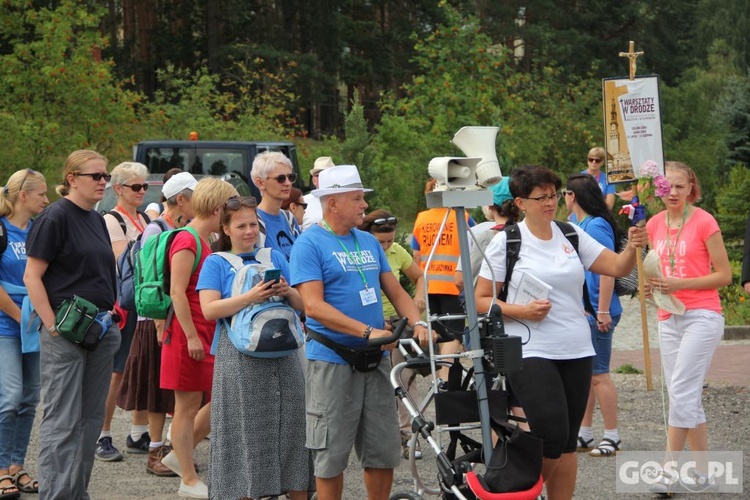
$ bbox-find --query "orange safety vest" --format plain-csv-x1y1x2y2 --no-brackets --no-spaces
412,208,468,296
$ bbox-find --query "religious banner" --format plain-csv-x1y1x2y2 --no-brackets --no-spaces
602,75,665,184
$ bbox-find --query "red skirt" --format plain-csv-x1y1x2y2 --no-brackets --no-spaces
160,318,215,392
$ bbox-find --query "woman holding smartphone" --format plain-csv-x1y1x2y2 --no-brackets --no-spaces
198,196,308,500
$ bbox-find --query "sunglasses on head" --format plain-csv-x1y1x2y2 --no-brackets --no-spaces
588,157,603,163
121,183,149,192
75,172,111,182
4,168,36,196
267,173,298,184
561,189,574,196
373,216,397,226
224,196,258,210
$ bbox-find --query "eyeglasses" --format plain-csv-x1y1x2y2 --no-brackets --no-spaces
373,216,397,226
561,189,574,196
121,183,149,192
224,196,258,210
267,173,298,184
75,172,111,182
588,157,603,163
525,192,563,203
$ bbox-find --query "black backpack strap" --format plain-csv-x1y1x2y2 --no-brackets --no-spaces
138,210,151,225
498,224,522,301
554,221,597,318
106,210,127,236
152,218,168,232
0,219,6,255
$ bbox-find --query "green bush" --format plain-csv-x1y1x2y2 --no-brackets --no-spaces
720,261,750,326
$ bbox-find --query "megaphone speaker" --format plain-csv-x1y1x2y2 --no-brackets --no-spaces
452,126,502,187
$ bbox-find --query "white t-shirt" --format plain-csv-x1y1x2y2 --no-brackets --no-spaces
478,220,604,360
300,192,323,232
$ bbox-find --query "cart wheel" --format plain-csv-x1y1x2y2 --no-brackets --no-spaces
389,493,421,500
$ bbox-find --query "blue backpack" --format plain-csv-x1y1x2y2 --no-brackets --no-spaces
212,249,304,358
116,218,168,311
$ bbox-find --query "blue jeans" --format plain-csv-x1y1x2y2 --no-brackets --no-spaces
587,314,621,375
0,336,41,469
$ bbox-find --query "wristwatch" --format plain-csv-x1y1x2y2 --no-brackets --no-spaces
363,325,373,340
413,320,429,329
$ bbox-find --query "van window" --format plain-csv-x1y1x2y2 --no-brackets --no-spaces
144,147,247,181
144,148,192,173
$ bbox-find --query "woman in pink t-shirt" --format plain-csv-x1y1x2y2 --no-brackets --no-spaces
645,161,731,492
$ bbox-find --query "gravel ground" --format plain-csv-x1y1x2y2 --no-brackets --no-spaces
18,297,749,499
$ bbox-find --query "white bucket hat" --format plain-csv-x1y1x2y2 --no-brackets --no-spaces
311,165,373,198
310,156,335,176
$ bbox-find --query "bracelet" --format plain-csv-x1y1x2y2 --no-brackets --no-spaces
46,324,58,334
413,320,428,329
363,325,373,340
597,311,611,315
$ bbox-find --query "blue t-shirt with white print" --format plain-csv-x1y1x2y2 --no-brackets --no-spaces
196,249,291,299
0,217,32,337
257,208,299,261
290,224,391,364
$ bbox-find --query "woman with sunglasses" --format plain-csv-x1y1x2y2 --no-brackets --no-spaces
159,177,238,498
0,168,48,497
358,209,425,458
198,196,308,500
582,147,615,210
24,150,122,498
97,161,152,463
564,174,624,458
474,165,646,499
251,151,301,260
281,187,307,227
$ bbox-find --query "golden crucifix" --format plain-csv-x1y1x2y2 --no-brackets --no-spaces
619,41,644,80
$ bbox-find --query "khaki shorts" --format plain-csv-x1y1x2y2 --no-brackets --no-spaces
305,359,401,478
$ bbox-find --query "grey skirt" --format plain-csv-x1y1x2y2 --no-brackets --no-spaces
209,330,309,499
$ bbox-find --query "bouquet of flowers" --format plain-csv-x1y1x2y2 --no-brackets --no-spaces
638,160,670,200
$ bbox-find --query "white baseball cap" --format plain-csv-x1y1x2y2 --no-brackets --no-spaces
162,172,198,199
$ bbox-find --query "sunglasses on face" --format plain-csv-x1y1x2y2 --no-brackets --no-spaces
267,173,298,184
75,172,111,182
121,183,149,192
373,216,397,226
588,157,603,163
293,201,308,209
224,196,258,210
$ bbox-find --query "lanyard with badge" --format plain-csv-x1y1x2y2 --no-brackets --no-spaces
321,220,378,307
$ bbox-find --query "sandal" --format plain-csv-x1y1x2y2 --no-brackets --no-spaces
576,436,594,452
11,469,39,494
0,475,20,500
588,438,621,457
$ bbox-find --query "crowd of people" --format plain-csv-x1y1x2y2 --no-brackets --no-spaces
0,146,739,500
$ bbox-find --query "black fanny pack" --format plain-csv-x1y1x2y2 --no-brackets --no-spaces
308,329,383,372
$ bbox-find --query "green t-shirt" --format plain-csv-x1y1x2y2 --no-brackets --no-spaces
382,242,413,320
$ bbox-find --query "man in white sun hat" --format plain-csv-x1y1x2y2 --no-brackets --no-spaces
290,165,430,500
300,156,335,231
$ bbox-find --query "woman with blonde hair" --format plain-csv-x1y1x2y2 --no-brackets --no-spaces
0,168,48,497
96,161,151,463
159,177,238,498
24,150,122,499
646,161,732,493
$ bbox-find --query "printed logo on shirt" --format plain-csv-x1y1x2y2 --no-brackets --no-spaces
10,241,26,260
332,250,380,273
562,242,577,257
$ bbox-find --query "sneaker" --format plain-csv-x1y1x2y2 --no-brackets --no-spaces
95,436,124,462
648,470,679,495
161,450,200,477
401,436,423,460
178,479,208,498
147,445,178,477
126,432,151,454
680,468,719,493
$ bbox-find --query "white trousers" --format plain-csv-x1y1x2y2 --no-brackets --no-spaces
659,309,723,428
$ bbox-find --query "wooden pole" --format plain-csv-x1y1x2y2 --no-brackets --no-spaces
636,241,653,391
618,40,653,390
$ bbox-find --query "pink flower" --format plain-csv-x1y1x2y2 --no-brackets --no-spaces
653,174,671,197
639,160,660,178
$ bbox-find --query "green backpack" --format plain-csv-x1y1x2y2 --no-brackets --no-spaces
134,226,202,319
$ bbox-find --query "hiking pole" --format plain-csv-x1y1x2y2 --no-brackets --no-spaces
636,221,654,391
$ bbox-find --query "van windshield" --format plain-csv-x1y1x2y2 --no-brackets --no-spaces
143,147,247,180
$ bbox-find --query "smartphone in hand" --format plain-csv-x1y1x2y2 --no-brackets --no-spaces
263,268,282,284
